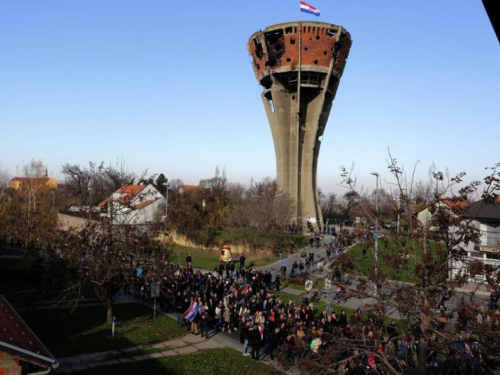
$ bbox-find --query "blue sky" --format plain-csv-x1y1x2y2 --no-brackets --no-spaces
1,1,499,195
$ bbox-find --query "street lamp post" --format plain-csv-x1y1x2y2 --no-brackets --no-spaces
51,190,55,221
51,190,56,245
88,187,93,222
163,181,170,262
397,189,406,234
370,172,379,296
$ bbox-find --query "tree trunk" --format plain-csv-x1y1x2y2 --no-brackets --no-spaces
416,340,428,375
106,296,113,324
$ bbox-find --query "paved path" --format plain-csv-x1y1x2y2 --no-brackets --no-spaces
51,294,295,374
259,235,334,274
53,332,224,374
210,238,490,317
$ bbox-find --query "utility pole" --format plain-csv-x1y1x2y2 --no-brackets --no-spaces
370,172,379,296
163,181,170,262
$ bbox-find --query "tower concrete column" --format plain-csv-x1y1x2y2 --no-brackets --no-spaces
248,22,352,229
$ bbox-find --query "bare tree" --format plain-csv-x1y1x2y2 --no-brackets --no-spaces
340,190,359,223
289,159,500,374
1,159,56,250
62,160,135,207
55,218,169,323
61,163,93,205
0,161,10,207
319,191,339,219
226,178,295,253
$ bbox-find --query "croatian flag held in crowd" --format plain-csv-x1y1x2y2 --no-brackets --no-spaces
300,1,320,17
241,285,250,295
182,300,199,322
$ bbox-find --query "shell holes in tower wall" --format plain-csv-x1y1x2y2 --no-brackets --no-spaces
269,99,275,113
291,38,296,45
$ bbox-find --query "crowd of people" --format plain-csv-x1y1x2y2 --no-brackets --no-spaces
123,239,500,374
127,256,438,374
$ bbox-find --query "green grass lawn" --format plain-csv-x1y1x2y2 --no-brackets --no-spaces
348,241,416,282
347,238,440,282
19,303,186,358
74,348,281,375
284,279,325,291
168,244,223,271
0,258,43,305
347,238,445,282
216,229,309,250
272,289,345,317
248,253,280,268
0,279,40,305
168,243,280,271
0,256,97,306
0,247,25,256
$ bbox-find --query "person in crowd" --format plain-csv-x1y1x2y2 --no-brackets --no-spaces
339,310,348,327
200,302,210,338
268,327,280,360
298,261,305,274
280,262,287,280
490,291,499,310
250,322,264,360
215,301,225,332
191,304,200,335
242,320,251,356
175,292,185,327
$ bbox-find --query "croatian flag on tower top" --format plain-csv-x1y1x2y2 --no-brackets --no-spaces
182,300,199,322
300,1,320,17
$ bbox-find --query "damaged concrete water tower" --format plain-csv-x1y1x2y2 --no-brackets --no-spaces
247,22,352,228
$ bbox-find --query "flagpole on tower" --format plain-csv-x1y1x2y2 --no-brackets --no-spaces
297,2,302,228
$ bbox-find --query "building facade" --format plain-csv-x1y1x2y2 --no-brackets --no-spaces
98,184,165,225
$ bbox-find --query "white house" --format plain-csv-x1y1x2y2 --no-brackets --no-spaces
415,199,468,230
462,198,500,262
98,184,165,225
450,198,500,279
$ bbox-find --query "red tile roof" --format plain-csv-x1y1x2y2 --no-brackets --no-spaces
133,200,153,210
98,185,147,207
117,185,146,196
180,185,210,194
97,197,112,207
442,198,469,211
414,198,469,215
11,177,49,182
0,295,57,368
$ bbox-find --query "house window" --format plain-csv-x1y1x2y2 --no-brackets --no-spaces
485,229,500,247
